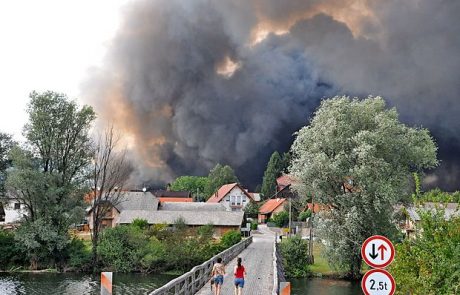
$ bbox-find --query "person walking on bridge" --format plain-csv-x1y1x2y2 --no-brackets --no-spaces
211,257,225,295
233,257,246,295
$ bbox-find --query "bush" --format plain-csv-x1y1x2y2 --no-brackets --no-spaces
132,218,149,230
390,213,460,294
298,210,311,222
250,222,258,230
97,225,147,272
271,211,289,227
66,238,91,271
139,236,166,272
220,230,241,248
0,229,26,269
280,235,310,278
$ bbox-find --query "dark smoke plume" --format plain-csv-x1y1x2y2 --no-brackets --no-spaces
84,0,460,190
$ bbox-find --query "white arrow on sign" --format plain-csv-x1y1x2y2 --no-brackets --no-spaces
361,235,395,268
361,269,396,295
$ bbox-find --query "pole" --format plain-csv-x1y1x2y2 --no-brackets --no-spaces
289,196,292,237
309,194,314,263
101,272,112,295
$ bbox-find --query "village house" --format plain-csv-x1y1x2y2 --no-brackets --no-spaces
121,202,244,237
86,190,245,237
207,183,255,211
0,198,28,226
258,198,287,223
275,175,299,199
87,191,159,230
400,202,459,239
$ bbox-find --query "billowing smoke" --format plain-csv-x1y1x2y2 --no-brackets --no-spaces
83,0,460,190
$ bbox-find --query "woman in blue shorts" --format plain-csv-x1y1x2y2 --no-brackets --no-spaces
233,257,246,295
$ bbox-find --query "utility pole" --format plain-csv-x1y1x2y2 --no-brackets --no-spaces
308,194,314,263
288,195,292,237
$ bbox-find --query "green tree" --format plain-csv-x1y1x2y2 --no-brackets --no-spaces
170,175,209,197
0,133,15,197
261,151,283,199
390,212,460,294
290,96,438,279
205,164,238,198
243,201,260,218
271,211,289,227
6,91,96,270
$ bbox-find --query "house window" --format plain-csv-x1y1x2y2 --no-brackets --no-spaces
14,203,20,210
236,196,241,206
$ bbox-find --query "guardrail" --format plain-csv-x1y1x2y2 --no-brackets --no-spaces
149,236,253,295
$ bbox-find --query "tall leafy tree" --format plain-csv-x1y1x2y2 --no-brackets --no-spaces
6,91,96,270
261,151,287,199
170,176,209,197
204,164,238,198
290,96,437,279
0,133,15,197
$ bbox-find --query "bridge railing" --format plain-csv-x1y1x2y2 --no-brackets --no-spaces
149,236,253,295
273,238,291,295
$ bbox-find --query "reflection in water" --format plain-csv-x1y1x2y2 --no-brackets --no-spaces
0,272,176,295
291,277,362,295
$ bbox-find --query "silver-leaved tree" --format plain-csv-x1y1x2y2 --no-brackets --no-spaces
289,96,438,279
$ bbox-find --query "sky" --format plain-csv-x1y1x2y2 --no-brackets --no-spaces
0,0,128,140
1,0,459,190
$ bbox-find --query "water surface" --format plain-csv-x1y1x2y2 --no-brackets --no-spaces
291,277,361,295
0,272,176,295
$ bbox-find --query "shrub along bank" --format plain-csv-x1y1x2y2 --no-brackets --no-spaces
0,220,242,274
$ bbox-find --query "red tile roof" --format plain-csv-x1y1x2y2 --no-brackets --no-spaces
306,203,325,213
159,197,193,203
207,183,253,203
276,174,297,187
259,198,286,214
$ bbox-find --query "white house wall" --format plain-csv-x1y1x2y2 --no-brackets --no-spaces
221,186,250,211
0,201,27,224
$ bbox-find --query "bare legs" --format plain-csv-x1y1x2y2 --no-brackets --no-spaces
234,286,242,295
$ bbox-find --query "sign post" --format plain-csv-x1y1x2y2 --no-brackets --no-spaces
361,269,396,295
361,235,396,295
101,272,113,295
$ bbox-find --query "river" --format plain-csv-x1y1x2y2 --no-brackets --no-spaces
291,277,362,295
0,272,176,295
0,273,362,294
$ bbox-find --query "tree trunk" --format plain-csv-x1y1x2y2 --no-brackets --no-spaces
91,222,100,272
348,252,363,280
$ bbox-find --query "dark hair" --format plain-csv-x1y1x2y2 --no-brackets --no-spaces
217,257,222,263
237,257,242,268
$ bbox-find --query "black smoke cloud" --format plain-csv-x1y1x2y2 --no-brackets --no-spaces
84,0,460,190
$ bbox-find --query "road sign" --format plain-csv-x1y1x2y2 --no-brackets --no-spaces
361,269,396,295
361,235,395,268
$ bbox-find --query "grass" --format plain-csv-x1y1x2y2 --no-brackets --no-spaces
309,241,370,277
310,242,336,275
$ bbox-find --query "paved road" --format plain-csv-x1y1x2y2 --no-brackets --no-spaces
196,225,275,295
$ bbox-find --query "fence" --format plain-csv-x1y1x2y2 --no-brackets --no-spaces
149,236,253,295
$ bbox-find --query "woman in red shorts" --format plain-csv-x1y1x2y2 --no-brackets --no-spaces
233,257,246,295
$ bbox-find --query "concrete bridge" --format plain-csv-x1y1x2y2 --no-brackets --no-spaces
149,225,289,295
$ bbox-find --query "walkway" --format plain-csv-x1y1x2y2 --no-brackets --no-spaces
196,225,275,295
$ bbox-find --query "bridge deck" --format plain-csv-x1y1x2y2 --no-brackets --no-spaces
195,225,275,295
